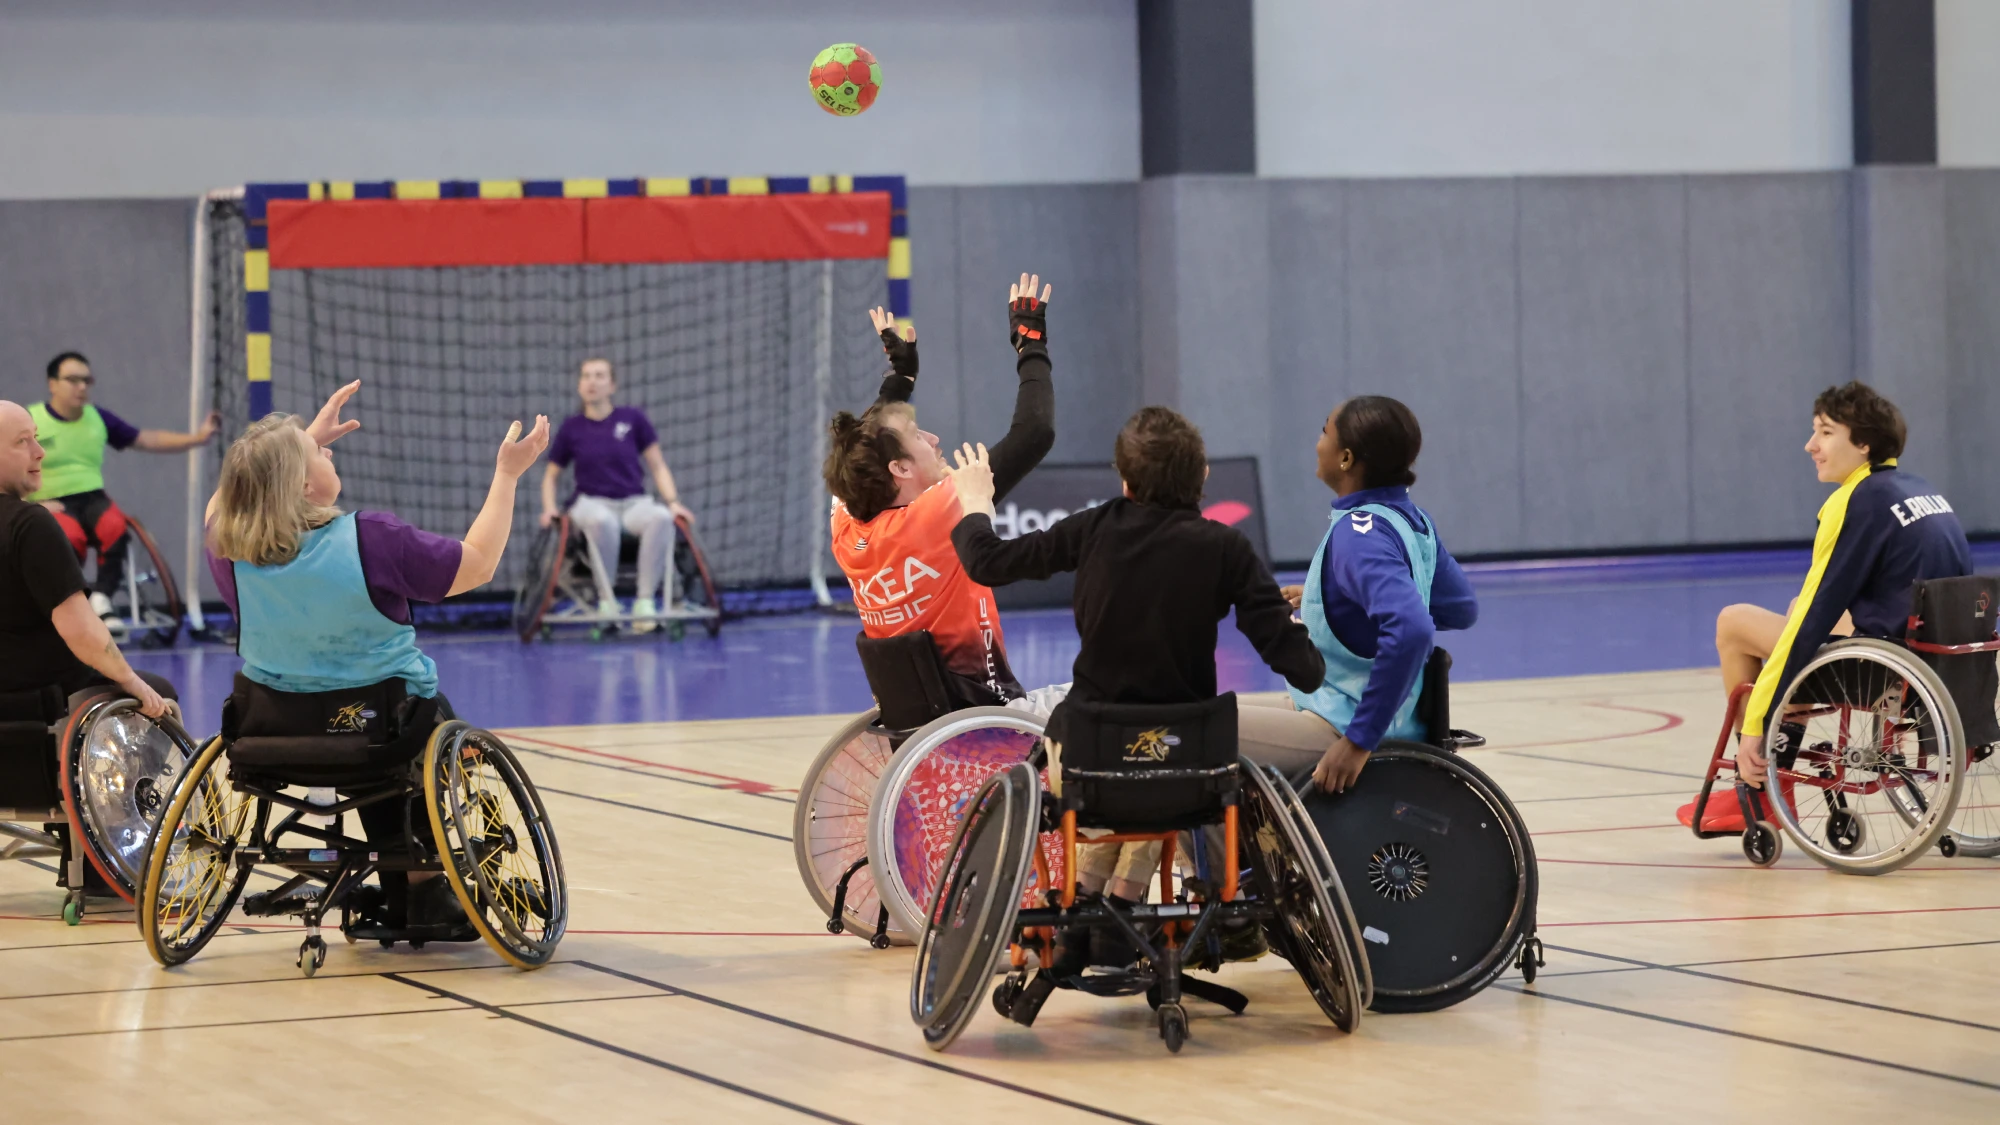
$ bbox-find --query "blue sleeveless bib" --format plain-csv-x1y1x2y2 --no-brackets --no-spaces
1288,503,1437,743
234,513,439,698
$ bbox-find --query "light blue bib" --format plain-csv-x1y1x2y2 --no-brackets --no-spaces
234,513,439,698
1288,503,1437,743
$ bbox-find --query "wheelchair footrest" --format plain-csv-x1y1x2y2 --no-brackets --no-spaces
344,919,483,945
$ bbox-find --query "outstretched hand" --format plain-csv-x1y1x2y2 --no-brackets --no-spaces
1007,273,1051,355
947,442,996,518
307,380,362,446
869,306,918,381
496,415,551,479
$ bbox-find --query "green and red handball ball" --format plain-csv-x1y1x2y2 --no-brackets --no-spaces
809,43,882,116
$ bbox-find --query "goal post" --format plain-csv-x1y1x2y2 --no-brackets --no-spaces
190,174,908,610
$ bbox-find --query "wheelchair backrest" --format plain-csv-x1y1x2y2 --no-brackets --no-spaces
224,673,418,746
1415,647,1453,748
1908,575,2000,748
1057,694,1240,831
0,719,59,810
855,630,997,732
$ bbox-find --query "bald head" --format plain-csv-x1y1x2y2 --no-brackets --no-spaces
0,401,45,499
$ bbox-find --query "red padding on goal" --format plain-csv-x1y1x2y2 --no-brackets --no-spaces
585,193,892,263
268,199,586,269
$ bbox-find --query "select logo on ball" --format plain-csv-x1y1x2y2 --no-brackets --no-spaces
810,43,882,116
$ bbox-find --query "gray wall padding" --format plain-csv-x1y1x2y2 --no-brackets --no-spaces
1947,170,2000,531
0,199,198,592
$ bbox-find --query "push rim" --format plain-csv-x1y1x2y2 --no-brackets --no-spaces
1263,764,1374,1009
1769,638,1964,874
675,514,724,636
425,722,568,968
1243,763,1364,1033
62,697,198,900
125,517,183,646
513,517,569,641
139,735,257,966
792,709,908,942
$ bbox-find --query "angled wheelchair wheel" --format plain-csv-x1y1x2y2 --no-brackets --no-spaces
674,515,723,638
1772,639,1964,875
1945,739,2000,858
1261,764,1373,1010
793,709,910,945
513,517,570,643
61,696,199,900
1291,740,1537,1013
140,734,259,967
425,722,568,968
910,762,1039,1052
119,518,183,648
1242,763,1365,1033
868,707,1053,938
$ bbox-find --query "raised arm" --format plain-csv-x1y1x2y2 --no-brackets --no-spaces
867,306,919,406
986,274,1054,503
944,442,1086,586
450,417,550,595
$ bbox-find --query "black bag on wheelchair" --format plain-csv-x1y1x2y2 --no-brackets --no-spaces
0,684,65,811
855,630,1020,732
1908,575,2000,749
222,673,443,783
1054,694,1239,832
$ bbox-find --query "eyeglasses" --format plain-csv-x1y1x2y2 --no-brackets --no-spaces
56,375,94,386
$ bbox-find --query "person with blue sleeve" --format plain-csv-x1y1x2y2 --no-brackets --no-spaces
1277,396,1478,793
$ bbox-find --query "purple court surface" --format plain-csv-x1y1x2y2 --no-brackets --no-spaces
133,544,2000,735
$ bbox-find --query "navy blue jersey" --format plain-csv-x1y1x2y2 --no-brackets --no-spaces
1743,461,1972,735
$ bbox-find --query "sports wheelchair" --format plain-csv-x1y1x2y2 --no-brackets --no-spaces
0,678,186,924
67,514,182,648
1685,575,2000,872
513,512,720,641
138,674,566,976
911,693,1369,1053
794,630,1030,947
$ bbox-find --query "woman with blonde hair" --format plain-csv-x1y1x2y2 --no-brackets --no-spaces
205,381,548,929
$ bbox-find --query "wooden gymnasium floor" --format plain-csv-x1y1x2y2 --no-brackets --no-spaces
5,668,1997,1123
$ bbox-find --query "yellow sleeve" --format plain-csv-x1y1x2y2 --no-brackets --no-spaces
1741,471,1865,736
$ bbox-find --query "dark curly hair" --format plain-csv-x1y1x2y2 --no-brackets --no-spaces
1334,395,1422,489
1812,381,1905,464
1114,406,1207,509
823,403,914,522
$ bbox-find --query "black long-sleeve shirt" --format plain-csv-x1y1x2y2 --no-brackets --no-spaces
951,499,1324,732
873,350,1053,503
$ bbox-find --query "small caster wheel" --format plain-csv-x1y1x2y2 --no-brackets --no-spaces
1827,810,1866,854
869,931,892,951
588,627,605,642
343,928,359,945
540,625,553,640
1157,1002,1188,1054
62,897,83,927
1940,834,1959,858
824,916,845,935
1517,936,1544,984
410,940,426,950
379,939,396,949
298,936,327,978
992,976,1023,1019
1743,821,1783,867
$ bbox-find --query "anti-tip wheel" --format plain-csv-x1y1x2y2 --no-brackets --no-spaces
1158,1002,1188,1054
1940,835,1959,858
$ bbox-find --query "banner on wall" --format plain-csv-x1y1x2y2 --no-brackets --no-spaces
990,457,1268,609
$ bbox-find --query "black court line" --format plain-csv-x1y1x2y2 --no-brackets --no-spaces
1679,937,2000,970
0,1003,459,1044
512,743,793,805
1493,750,1703,780
1498,982,2000,1094
0,959,531,1003
1544,942,2000,1036
383,972,858,1124
1512,788,1694,804
536,785,791,842
574,960,1162,1125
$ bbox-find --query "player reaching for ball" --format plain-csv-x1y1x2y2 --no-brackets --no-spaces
823,274,1054,705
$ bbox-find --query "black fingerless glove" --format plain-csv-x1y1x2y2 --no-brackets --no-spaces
879,327,918,381
1008,293,1049,357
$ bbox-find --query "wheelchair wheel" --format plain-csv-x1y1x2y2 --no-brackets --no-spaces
119,518,183,648
1770,639,1965,875
792,709,910,945
910,762,1039,1052
139,734,259,967
1945,740,2000,858
674,515,724,638
513,517,569,642
1261,764,1374,1010
1290,740,1537,1013
1242,763,1365,1033
424,722,568,968
60,696,198,900
867,707,1053,938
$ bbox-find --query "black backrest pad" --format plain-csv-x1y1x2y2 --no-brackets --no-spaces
225,672,414,744
855,630,998,730
0,719,60,809
1059,694,1239,831
1909,575,2000,748
1415,646,1453,748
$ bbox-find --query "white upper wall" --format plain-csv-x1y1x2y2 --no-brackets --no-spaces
1940,0,2000,167
1256,0,1852,178
0,0,1140,199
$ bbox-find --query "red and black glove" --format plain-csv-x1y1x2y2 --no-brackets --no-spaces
879,326,918,382
1008,292,1049,357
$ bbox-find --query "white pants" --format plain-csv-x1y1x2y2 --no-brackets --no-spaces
569,494,676,606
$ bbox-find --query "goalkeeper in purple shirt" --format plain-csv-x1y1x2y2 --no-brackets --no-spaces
538,357,695,632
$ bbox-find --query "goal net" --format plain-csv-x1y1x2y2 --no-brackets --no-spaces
195,177,905,614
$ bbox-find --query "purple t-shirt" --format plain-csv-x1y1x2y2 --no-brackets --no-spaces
548,406,658,500
45,403,139,450
209,511,463,626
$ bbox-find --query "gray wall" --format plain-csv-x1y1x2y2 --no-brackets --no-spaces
0,199,199,587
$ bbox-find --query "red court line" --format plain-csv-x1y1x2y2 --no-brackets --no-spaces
1539,856,2000,872
570,929,843,938
1484,703,1685,750
1535,822,1684,836
497,731,796,795
1544,903,2000,928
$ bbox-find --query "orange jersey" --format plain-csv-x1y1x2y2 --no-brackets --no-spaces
831,478,1009,689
